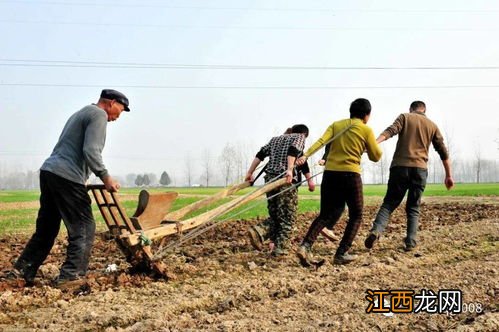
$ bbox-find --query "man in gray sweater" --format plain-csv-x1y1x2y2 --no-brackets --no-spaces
9,89,129,287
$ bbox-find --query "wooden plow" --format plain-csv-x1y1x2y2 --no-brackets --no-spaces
87,178,287,278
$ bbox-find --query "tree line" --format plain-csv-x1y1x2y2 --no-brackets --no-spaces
1,156,497,190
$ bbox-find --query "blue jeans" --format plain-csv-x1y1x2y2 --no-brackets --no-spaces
15,171,95,280
370,166,428,247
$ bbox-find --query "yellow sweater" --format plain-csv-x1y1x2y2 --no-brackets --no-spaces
304,118,382,174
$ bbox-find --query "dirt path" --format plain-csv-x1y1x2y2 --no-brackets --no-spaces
0,201,498,331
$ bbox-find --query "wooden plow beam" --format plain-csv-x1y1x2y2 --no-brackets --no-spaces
87,178,286,278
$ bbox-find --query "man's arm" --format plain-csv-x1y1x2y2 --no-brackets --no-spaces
441,159,454,190
84,112,120,192
432,127,450,161
378,114,405,143
245,157,262,182
285,155,296,184
366,129,383,162
318,142,331,166
102,175,120,192
297,161,315,191
376,134,388,144
303,171,315,191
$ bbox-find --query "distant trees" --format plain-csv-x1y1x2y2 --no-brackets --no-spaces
219,143,237,186
200,149,213,187
134,174,144,186
159,171,172,186
125,173,137,187
184,155,194,187
473,141,482,184
142,174,151,186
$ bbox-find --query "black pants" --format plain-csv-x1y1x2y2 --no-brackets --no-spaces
302,171,363,255
15,170,95,280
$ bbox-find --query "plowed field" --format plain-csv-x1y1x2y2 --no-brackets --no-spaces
1,199,498,331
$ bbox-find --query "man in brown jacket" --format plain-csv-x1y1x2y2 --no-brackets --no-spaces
365,101,454,251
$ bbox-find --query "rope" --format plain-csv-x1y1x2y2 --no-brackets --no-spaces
152,170,323,260
303,121,354,160
152,123,353,260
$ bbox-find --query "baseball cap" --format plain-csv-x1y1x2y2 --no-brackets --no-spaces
100,89,130,112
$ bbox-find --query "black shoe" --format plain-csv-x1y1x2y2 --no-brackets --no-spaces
4,268,35,286
404,238,417,252
333,252,358,265
248,225,264,251
364,232,379,249
404,245,416,252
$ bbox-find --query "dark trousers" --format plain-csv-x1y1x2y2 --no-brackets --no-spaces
302,171,363,255
370,166,428,247
15,170,95,280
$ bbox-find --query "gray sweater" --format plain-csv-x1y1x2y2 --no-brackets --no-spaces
41,104,109,184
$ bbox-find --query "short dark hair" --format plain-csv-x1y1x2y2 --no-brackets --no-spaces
349,98,371,119
410,101,426,112
291,124,309,137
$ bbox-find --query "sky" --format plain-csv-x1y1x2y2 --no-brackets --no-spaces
1,0,498,184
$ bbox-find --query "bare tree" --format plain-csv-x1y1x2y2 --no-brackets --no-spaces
219,143,237,186
443,125,460,181
473,141,482,183
201,149,213,187
184,155,194,187
25,170,36,190
232,143,247,182
378,153,387,184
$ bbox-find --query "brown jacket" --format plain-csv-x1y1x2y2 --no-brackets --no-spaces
382,111,448,169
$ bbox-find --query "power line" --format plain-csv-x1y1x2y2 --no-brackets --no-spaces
2,83,499,89
1,19,498,32
1,1,498,13
1,59,498,70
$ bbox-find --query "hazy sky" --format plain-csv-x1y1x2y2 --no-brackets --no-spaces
1,0,498,181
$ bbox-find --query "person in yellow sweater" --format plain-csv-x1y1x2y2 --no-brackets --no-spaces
296,98,382,265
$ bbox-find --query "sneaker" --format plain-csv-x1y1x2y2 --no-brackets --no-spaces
333,252,358,265
364,232,379,249
3,268,35,286
247,225,264,251
321,228,339,242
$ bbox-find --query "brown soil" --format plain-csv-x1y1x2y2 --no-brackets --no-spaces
0,200,498,331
